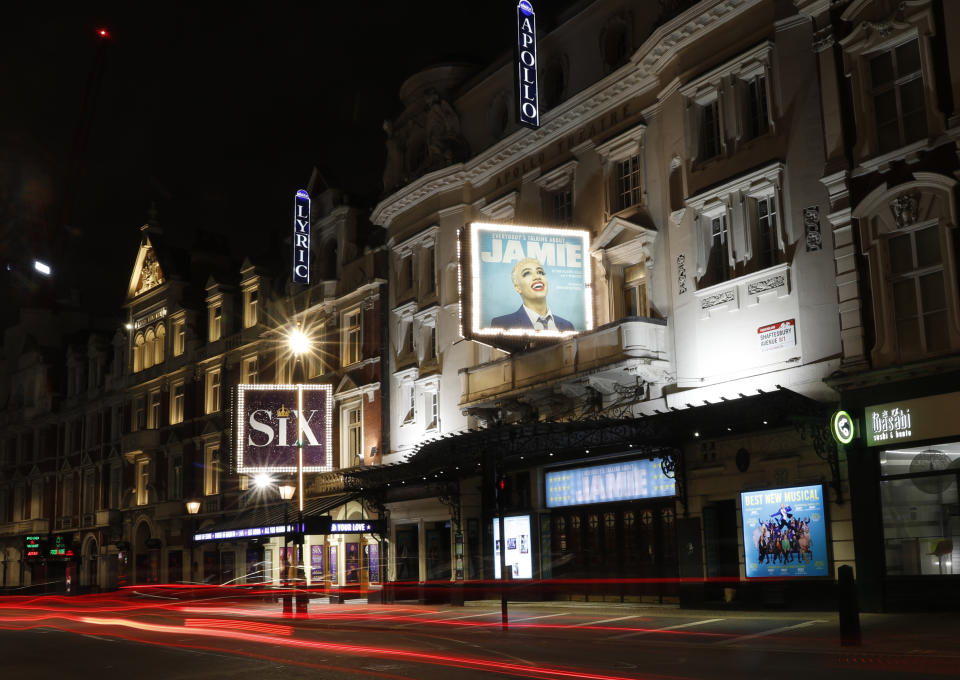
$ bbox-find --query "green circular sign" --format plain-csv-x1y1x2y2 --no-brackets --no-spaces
831,410,855,445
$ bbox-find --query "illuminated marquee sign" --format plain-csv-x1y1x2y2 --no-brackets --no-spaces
292,189,311,284
863,391,960,446
515,0,539,128
194,522,301,543
465,222,592,340
235,384,333,473
740,484,829,578
545,458,675,508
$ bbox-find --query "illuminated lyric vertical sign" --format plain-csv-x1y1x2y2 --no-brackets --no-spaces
515,0,539,128
293,189,311,284
235,384,332,473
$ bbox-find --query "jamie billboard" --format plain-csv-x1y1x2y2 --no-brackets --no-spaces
740,484,829,579
235,384,332,473
545,459,675,508
468,222,591,339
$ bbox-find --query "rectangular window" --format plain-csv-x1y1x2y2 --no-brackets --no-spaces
871,39,927,155
888,225,948,358
62,476,74,517
209,305,222,342
244,289,259,328
425,324,437,361
425,390,439,431
173,318,186,356
83,469,96,514
703,214,730,287
746,76,769,139
754,196,778,270
171,457,183,500
171,381,185,425
204,445,220,496
552,189,574,224
700,99,721,161
623,263,648,318
344,405,362,468
206,369,221,414
615,155,641,212
136,460,149,506
133,396,146,432
148,389,161,429
343,309,361,366
242,356,258,384
424,247,436,295
403,383,415,425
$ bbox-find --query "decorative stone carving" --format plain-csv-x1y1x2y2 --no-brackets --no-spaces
138,249,163,294
803,206,822,251
889,191,920,229
700,289,734,309
424,88,468,172
747,275,785,295
676,254,687,295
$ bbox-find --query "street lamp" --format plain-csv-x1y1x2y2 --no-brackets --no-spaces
185,500,201,589
287,324,308,582
278,484,296,585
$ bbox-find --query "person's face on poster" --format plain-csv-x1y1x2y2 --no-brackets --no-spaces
512,258,548,307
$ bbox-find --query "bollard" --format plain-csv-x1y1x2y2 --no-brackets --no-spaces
296,591,309,615
837,565,861,646
282,593,293,616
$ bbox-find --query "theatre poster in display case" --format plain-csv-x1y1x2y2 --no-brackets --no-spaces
740,484,829,578
492,514,533,579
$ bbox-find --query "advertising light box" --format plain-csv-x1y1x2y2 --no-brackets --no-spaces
467,222,592,340
740,484,829,578
235,384,332,473
545,459,675,508
493,515,533,579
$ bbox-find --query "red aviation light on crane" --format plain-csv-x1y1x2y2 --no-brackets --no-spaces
97,27,110,39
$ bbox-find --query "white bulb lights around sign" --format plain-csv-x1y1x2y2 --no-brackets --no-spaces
468,222,592,339
235,384,332,474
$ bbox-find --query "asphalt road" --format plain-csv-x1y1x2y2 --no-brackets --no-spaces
0,590,957,679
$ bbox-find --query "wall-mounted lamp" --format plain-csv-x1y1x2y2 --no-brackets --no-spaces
278,484,296,501
185,500,201,515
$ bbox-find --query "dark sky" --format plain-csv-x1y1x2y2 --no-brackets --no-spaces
1,1,579,327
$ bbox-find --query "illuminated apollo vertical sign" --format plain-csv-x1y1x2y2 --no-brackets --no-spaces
293,189,310,284
515,0,539,128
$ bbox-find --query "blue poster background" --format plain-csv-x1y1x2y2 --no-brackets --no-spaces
740,484,829,578
473,225,587,331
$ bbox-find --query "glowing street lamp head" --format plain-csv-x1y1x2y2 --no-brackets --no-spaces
278,484,296,501
253,473,273,489
288,327,309,355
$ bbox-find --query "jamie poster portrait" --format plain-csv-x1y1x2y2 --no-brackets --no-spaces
469,222,592,338
740,484,830,578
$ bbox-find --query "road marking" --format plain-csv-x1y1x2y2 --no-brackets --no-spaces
511,613,567,622
440,612,499,621
714,619,826,645
607,617,725,640
586,614,642,627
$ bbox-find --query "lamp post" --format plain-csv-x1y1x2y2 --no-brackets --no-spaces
185,500,201,596
287,322,309,614
278,483,296,614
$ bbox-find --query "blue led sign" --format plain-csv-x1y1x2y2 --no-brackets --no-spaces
545,458,675,508
293,189,311,284
515,1,539,128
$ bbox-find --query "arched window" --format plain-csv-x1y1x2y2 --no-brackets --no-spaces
154,324,165,364
144,329,155,369
133,333,145,373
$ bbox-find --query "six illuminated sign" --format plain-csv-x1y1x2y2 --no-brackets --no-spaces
515,0,539,128
293,189,311,284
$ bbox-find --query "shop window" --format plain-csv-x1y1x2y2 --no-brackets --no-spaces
880,446,959,576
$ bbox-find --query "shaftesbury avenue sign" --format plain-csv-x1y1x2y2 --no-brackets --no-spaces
235,384,332,473
293,189,311,284
515,0,539,128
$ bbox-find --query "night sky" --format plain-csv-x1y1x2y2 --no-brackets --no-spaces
1,2,579,328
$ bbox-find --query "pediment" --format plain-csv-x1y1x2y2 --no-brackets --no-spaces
200,420,222,437
163,429,181,447
126,233,166,301
81,453,93,467
60,459,72,473
592,216,658,267
335,375,359,395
